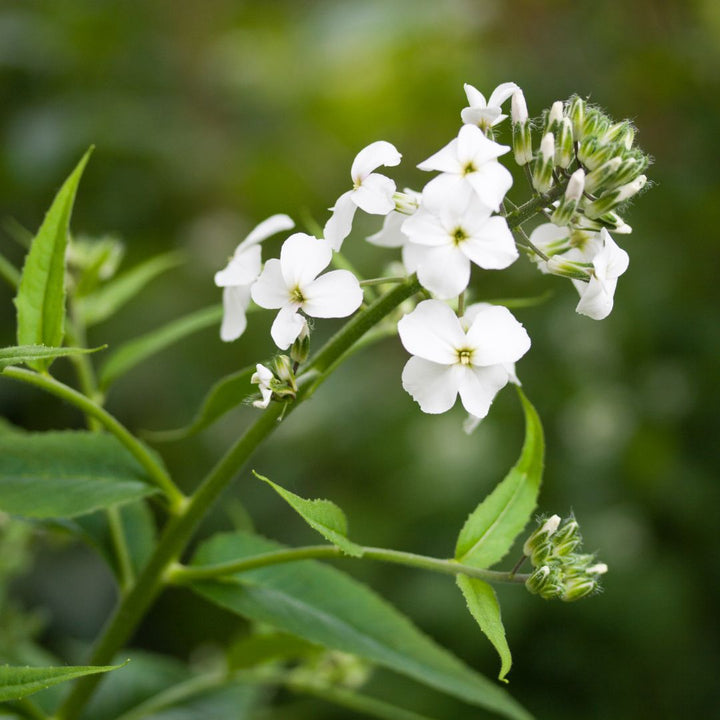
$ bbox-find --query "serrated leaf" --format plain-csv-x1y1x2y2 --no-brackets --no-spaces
0,663,123,702
455,389,544,569
255,471,364,557
456,576,512,682
99,304,222,390
145,366,255,442
0,431,159,518
14,148,93,371
77,252,184,327
0,344,103,370
189,531,532,720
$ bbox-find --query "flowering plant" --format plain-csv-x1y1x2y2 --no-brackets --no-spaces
0,83,650,719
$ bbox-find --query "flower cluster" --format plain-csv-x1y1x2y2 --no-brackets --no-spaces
214,83,649,421
523,514,608,601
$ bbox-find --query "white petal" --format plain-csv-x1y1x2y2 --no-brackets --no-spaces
367,211,408,248
401,209,449,247
220,285,251,342
457,364,510,418
270,305,306,350
487,82,520,108
462,216,518,270
463,83,487,108
302,269,363,318
416,245,471,299
528,223,571,254
351,140,401,182
280,233,332,289
324,191,357,251
595,229,629,280
397,299,465,364
461,106,502,127
251,258,289,309
417,138,461,174
214,244,262,287
420,173,475,212
575,276,617,320
465,305,531,365
240,214,295,250
352,173,396,215
466,161,513,210
459,124,510,165
401,356,462,414
401,241,427,274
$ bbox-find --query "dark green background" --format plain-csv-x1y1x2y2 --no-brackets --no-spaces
1,1,718,718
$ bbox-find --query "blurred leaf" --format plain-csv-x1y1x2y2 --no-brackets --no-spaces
190,531,532,720
455,389,544,569
456,576,511,682
254,471,364,557
14,148,93,372
74,500,157,579
99,304,222,390
0,662,122,702
0,431,158,518
228,630,318,670
0,251,19,290
0,344,103,370
2,217,33,250
145,366,255,442
77,252,184,327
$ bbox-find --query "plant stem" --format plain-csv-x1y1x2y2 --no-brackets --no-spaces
359,276,407,287
505,183,566,229
167,544,529,586
1,366,185,511
107,506,135,592
55,276,424,720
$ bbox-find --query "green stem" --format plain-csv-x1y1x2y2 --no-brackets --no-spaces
359,276,406,287
107,506,135,592
55,276,424,720
505,182,566,229
166,544,529,586
1,366,185,511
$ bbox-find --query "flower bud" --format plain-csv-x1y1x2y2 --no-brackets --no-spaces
583,175,647,218
526,565,564,599
532,133,555,194
584,157,622,194
586,563,609,575
604,120,635,149
566,96,586,139
555,118,574,169
290,321,311,365
511,89,528,124
561,576,597,602
523,514,561,556
273,354,295,385
547,100,564,132
546,256,593,281
550,169,585,226
578,137,616,171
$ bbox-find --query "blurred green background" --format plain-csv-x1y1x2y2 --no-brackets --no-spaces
1,0,719,718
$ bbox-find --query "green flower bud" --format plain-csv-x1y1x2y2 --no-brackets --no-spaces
555,117,575,169
566,96,586,140
532,133,555,194
546,256,593,281
604,120,635,149
523,514,561,556
290,323,311,365
273,354,295,385
551,169,585,226
561,576,597,602
546,100,564,133
583,175,647,218
584,157,622,194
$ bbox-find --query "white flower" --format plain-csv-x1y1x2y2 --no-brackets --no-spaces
214,214,295,341
417,125,513,211
397,299,531,417
401,192,517,299
324,141,402,251
461,81,519,130
366,189,421,249
528,222,603,274
251,364,274,408
573,228,629,320
251,233,363,349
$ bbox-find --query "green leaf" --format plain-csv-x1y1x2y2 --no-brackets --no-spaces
227,630,318,670
254,471,364,557
456,576,512,682
189,531,532,720
14,148,93,371
99,304,222,390
0,431,159,518
77,251,184,327
145,366,255,442
0,663,122,702
0,344,104,370
455,388,544,569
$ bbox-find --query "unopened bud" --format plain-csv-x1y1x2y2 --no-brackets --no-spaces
562,577,597,602
604,121,635,149
290,322,311,365
555,118,574,169
273,354,295,385
566,168,586,201
584,157,622,194
584,175,647,218
523,514,561,556
567,96,586,140
547,100,564,131
586,563,609,575
546,256,593,281
511,89,528,124
532,133,555,194
578,137,616,170
551,170,585,226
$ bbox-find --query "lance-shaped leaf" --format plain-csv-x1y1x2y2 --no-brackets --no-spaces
255,471,364,557
14,148,93,371
456,576,512,682
455,389,544,569
0,431,159,518
189,531,532,720
0,663,123,702
145,365,255,441
77,251,184,327
0,345,103,370
99,304,222,390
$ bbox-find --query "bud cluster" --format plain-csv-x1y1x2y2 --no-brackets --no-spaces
250,354,298,409
523,513,607,602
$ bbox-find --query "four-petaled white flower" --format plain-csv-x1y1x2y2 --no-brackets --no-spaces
251,364,274,408
461,81,519,130
251,232,363,349
401,191,518,299
417,124,513,211
397,299,531,417
214,214,295,342
573,228,629,320
324,140,402,251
